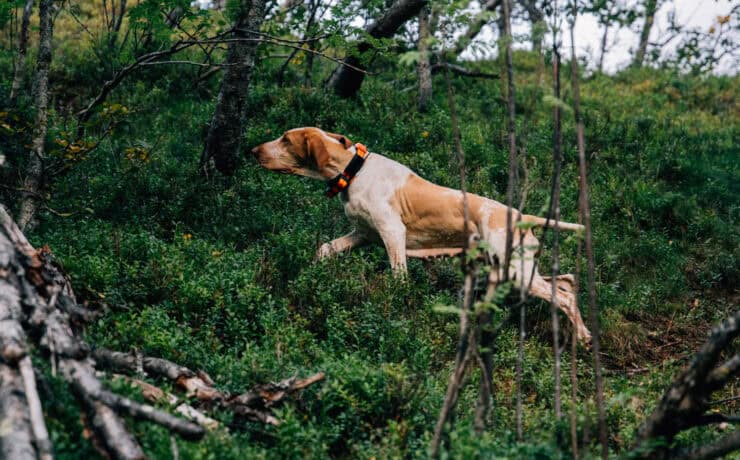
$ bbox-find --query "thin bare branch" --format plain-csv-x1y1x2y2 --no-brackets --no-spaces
570,19,609,460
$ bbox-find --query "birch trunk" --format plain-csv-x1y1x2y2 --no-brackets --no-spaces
9,0,35,104
17,0,55,230
633,0,658,68
416,6,433,112
201,0,267,176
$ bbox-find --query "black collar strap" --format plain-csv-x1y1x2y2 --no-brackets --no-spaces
325,143,369,198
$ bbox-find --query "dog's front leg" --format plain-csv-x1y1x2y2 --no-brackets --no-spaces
316,230,366,259
376,218,407,275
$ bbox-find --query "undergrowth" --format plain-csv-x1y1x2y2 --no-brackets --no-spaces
0,37,737,459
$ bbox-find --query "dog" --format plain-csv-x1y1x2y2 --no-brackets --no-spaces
251,127,591,343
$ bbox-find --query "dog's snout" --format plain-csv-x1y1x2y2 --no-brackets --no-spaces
250,145,261,157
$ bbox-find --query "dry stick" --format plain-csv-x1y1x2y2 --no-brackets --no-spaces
571,195,582,457
496,0,524,440
430,58,476,458
431,268,476,458
501,0,517,281
567,8,581,459
92,347,324,427
569,14,608,460
511,152,530,441
550,27,563,422
18,356,54,460
515,227,526,441
105,373,220,430
475,0,524,433
570,215,581,456
569,308,579,458
0,363,36,460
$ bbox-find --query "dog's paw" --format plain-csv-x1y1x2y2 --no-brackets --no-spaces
580,331,593,350
316,242,334,260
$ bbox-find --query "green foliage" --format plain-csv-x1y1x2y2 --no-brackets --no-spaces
0,7,737,457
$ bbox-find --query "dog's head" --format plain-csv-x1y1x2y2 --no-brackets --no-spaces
250,127,353,180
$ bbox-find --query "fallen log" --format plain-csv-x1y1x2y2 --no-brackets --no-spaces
0,204,324,457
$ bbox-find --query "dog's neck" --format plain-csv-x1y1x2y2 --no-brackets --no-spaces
320,144,359,178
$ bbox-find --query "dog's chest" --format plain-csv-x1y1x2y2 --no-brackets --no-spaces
339,154,411,231
341,195,379,234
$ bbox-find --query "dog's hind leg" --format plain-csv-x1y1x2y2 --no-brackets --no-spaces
528,275,591,344
542,274,576,294
505,231,591,344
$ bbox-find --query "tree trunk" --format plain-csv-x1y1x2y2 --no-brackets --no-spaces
17,0,55,231
521,0,544,54
302,0,320,86
9,0,34,104
416,6,433,112
633,0,658,68
598,22,609,73
201,0,267,176
327,0,427,98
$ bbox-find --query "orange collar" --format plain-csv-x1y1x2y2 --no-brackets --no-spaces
325,143,369,198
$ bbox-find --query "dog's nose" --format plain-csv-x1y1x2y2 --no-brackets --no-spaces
250,146,260,157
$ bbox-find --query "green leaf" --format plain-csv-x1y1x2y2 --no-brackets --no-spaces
432,304,463,316
398,51,420,67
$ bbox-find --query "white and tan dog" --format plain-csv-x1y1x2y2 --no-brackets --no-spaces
251,127,591,343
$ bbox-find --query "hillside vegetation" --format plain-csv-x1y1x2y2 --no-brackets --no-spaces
0,5,738,458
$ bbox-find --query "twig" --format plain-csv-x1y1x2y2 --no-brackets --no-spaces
568,5,608,458
19,356,53,460
550,6,563,422
76,31,368,129
502,0,517,279
431,60,478,453
431,62,499,79
710,395,740,406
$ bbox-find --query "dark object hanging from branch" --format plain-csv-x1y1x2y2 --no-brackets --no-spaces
0,205,324,459
327,0,427,98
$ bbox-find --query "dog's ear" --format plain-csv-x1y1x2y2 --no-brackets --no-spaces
325,131,353,149
305,132,331,173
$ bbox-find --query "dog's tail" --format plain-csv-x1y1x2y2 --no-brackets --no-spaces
522,215,585,232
